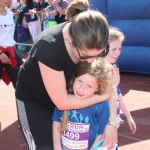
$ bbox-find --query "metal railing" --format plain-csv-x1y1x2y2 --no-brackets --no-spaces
16,43,33,46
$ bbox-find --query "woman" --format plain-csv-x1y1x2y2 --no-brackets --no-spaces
15,0,118,149
0,0,22,88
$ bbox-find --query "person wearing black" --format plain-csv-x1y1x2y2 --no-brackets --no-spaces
15,0,118,149
0,0,23,89
34,0,48,13
29,0,48,31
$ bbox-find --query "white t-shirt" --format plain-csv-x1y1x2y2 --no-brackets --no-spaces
0,9,16,47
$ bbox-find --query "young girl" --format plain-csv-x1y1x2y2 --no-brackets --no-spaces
107,26,136,133
52,58,115,150
104,27,137,150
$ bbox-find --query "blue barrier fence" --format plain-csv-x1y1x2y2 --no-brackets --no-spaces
90,0,150,74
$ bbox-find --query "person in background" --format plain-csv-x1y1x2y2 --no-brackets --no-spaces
104,26,137,150
53,0,68,15
10,0,19,10
29,0,48,31
52,58,115,150
12,0,31,52
42,0,57,30
34,0,48,13
44,0,57,17
53,0,68,24
0,0,22,88
16,0,40,42
15,0,118,149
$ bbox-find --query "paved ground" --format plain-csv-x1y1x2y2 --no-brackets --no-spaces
0,72,150,150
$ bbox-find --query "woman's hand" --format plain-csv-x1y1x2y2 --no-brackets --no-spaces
110,65,120,88
107,65,119,96
0,53,11,64
113,65,120,87
102,124,118,149
127,116,137,134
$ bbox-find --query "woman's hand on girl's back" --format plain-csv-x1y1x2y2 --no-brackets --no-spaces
108,65,120,90
112,64,120,87
102,124,118,149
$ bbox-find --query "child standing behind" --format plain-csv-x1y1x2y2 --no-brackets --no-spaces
104,27,137,149
52,58,116,150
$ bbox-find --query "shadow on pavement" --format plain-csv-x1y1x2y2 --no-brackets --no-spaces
118,107,150,146
120,73,150,95
0,121,28,150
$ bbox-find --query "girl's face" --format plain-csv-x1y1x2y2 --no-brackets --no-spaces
0,0,10,7
105,40,122,64
73,74,98,99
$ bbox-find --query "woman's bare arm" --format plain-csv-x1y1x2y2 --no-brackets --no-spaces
102,88,117,149
39,61,110,110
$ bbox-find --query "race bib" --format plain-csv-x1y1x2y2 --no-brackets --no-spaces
62,121,90,150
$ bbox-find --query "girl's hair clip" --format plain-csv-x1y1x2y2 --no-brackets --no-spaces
80,8,88,13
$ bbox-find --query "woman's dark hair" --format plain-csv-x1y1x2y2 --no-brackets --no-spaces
66,0,109,51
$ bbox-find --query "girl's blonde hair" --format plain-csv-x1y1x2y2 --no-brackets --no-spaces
65,0,109,52
109,26,125,43
60,57,111,132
